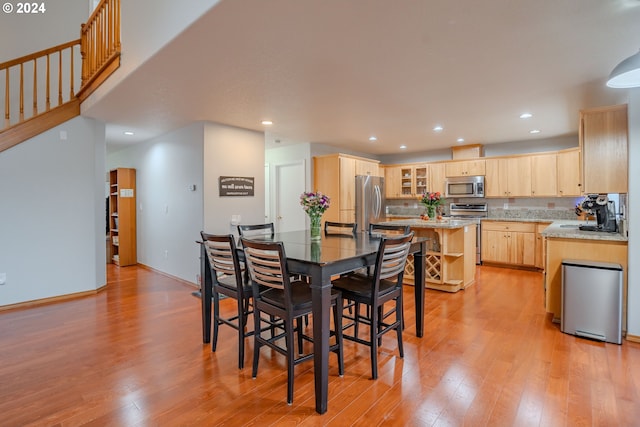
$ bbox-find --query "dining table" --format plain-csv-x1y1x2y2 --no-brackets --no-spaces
198,229,428,414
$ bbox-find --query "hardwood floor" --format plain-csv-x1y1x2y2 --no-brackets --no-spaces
1,264,639,426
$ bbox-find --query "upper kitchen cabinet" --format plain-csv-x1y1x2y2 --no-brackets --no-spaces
428,163,446,195
485,157,531,197
445,159,486,177
556,148,582,197
385,164,427,198
580,104,628,194
355,159,379,176
314,154,380,223
530,153,557,197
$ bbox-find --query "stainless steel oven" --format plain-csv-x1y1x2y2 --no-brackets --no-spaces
445,176,485,198
449,203,487,264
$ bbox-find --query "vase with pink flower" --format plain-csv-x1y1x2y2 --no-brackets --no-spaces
300,191,331,240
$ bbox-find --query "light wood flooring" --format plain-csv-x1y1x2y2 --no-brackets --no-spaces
1,264,639,426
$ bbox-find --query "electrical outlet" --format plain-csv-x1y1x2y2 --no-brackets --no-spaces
503,203,509,210
0,273,6,285
164,250,168,259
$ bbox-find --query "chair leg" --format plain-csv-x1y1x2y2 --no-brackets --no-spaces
252,306,262,379
285,316,296,405
370,305,378,380
333,297,344,377
396,296,404,358
237,298,245,369
212,292,220,352
296,317,304,354
353,301,360,339
378,305,384,347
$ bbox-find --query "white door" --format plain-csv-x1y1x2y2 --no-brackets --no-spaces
274,161,306,232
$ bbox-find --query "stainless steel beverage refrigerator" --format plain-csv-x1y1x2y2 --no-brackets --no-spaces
355,175,385,232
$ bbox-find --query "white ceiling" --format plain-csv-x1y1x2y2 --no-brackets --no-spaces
86,0,640,155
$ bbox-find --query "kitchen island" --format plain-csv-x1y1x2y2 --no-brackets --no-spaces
377,218,477,292
540,221,628,329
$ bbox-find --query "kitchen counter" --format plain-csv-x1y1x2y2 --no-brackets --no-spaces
377,218,478,229
377,218,477,293
539,220,627,242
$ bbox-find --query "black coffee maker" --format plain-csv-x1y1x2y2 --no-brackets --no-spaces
577,194,618,232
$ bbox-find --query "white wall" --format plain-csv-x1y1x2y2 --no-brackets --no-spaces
203,123,265,235
0,116,106,305
105,121,265,285
0,0,89,60
82,0,221,110
108,123,205,284
627,90,639,337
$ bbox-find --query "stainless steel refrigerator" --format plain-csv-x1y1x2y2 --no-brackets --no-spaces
355,175,385,232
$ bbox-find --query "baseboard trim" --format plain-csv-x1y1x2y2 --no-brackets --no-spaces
0,285,105,313
136,263,199,290
626,334,640,343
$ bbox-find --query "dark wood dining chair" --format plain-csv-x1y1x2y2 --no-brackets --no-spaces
324,221,357,235
331,232,414,380
237,223,275,238
369,223,411,236
200,232,254,369
241,237,344,405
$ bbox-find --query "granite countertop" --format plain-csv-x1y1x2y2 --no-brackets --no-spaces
539,220,628,242
377,218,478,229
382,216,627,241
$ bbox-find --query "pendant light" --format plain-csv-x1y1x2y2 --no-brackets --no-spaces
606,49,640,88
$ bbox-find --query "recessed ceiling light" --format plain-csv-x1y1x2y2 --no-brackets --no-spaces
520,113,533,119
261,120,273,125
399,145,407,150
123,131,134,136
456,138,465,143
530,129,541,134
369,136,377,141
433,125,444,132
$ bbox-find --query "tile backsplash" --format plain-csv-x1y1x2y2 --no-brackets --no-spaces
386,196,584,220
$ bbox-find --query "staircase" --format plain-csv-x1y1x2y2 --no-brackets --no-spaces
0,0,120,153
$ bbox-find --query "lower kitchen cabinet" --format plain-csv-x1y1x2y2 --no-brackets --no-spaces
481,221,535,267
534,222,552,270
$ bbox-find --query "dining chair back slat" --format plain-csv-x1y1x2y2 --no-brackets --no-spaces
324,221,357,235
238,223,275,238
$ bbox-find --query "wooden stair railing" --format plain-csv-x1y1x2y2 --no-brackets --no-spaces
0,0,120,153
78,0,121,102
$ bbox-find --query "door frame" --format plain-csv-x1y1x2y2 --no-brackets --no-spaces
270,159,307,233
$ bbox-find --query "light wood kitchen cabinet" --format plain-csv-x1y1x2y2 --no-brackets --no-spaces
384,166,403,198
580,104,628,194
355,159,379,176
445,159,486,177
485,157,531,197
556,148,582,197
481,221,535,267
534,222,552,270
385,164,427,198
530,154,557,197
109,168,137,266
428,163,446,195
313,153,380,223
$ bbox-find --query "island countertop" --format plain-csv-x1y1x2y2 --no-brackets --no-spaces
376,218,477,229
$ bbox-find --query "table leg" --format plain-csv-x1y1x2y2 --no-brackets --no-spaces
413,242,426,337
200,243,212,344
310,269,331,414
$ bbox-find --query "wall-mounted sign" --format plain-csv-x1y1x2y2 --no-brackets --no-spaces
219,176,255,197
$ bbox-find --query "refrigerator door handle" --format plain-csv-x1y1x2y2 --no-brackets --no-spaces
374,185,382,219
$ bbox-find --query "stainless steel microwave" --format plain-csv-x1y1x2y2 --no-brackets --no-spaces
445,176,485,198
